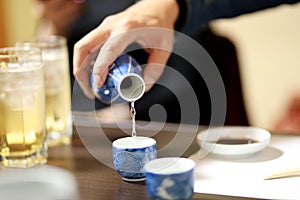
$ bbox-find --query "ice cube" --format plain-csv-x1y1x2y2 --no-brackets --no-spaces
6,89,35,110
43,59,64,95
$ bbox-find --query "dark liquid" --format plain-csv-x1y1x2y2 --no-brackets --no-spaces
216,138,259,145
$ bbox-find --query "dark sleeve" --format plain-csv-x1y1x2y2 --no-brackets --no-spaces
174,0,189,31
180,0,300,34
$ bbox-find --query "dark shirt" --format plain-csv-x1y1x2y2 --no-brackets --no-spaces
182,0,300,34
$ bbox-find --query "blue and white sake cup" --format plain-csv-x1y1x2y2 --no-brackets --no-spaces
112,136,157,182
91,54,145,104
144,157,195,200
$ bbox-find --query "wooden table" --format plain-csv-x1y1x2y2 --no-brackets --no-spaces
47,113,259,200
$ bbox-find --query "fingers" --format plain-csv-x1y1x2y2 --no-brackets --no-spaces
74,27,172,98
73,0,177,99
143,49,170,91
92,31,137,87
74,49,98,99
75,37,168,97
73,28,109,98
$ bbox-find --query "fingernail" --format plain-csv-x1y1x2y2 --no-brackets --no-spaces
93,74,102,88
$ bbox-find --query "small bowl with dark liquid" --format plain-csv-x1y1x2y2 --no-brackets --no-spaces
197,126,271,158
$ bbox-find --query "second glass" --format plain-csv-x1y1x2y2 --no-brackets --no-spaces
37,36,72,147
18,36,73,147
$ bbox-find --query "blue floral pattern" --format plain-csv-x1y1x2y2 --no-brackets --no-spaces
91,54,142,104
113,144,157,181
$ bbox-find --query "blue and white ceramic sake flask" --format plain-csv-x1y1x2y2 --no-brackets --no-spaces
91,54,145,104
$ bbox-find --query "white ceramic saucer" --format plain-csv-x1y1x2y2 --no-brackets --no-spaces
197,126,271,158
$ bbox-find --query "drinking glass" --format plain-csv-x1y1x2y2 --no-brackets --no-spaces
18,36,73,147
0,46,47,167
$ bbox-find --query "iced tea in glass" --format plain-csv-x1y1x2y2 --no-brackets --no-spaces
0,47,47,167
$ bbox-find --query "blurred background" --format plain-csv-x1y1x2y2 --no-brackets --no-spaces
1,0,299,131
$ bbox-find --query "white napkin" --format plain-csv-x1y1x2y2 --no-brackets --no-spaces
190,134,300,200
